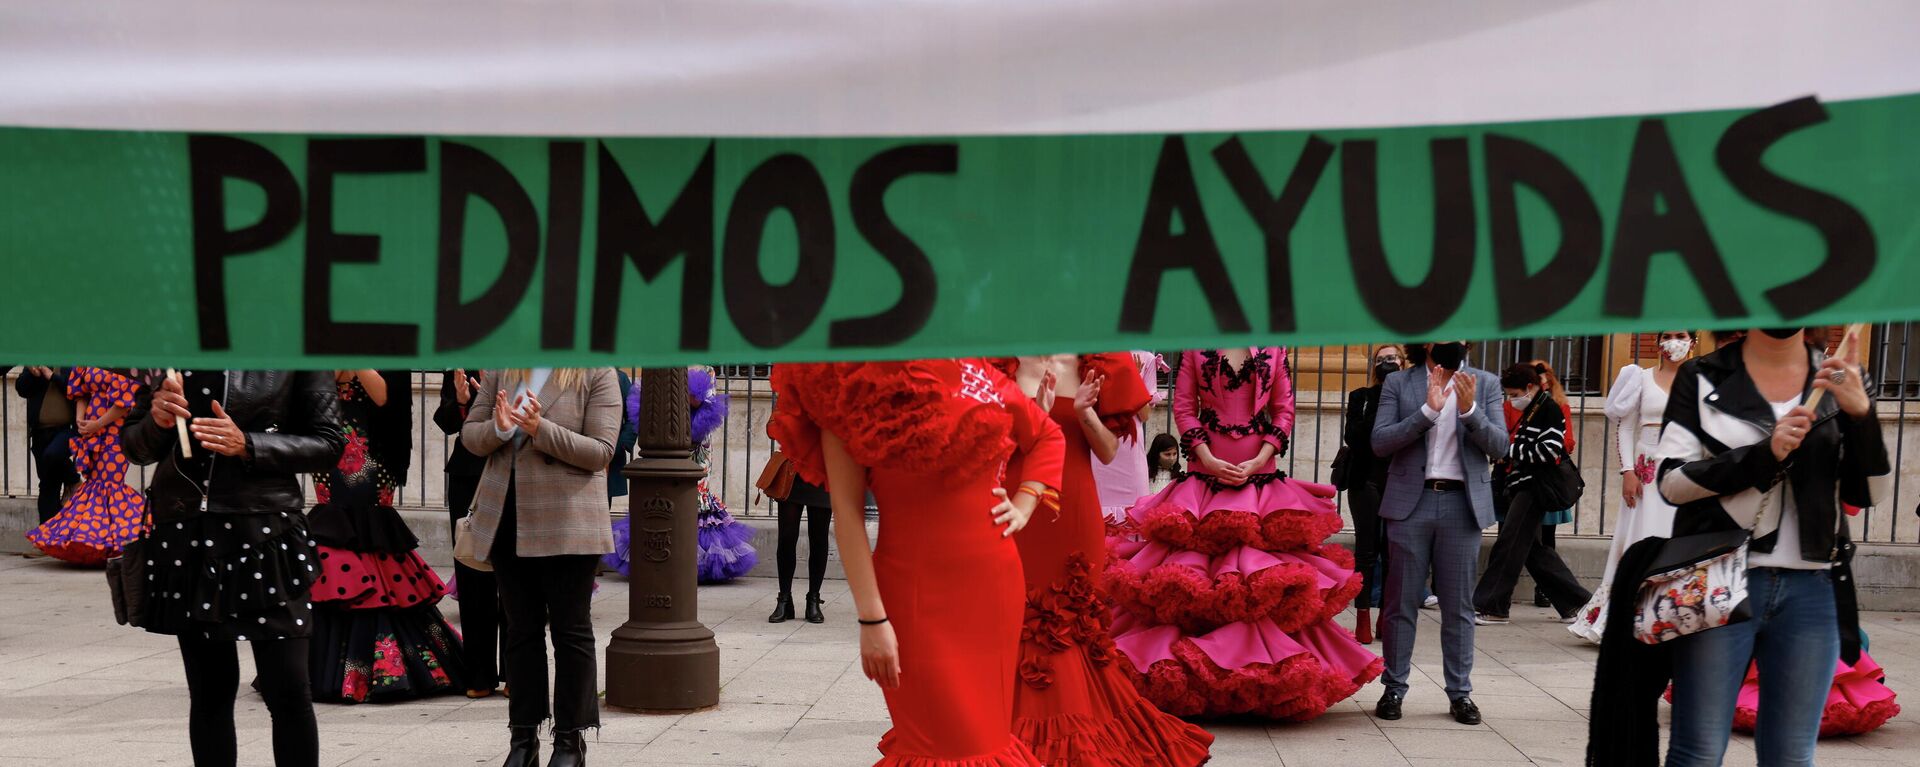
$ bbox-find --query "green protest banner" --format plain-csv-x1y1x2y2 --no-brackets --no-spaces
2,94,1917,367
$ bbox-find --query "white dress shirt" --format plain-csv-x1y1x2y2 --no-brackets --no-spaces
1419,370,1476,482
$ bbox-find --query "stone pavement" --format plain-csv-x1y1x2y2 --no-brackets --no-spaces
3,555,1918,766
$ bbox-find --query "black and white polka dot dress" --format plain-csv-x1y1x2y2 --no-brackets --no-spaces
137,510,319,641
137,368,319,641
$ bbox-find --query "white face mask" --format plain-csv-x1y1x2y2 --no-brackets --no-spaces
1660,337,1692,362
1507,391,1535,410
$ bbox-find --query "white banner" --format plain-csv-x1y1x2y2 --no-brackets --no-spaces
4,0,1919,136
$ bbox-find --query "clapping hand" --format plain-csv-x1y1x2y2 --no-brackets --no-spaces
1453,371,1477,412
1073,372,1105,414
1036,370,1059,413
452,369,474,405
511,393,543,439
1425,370,1448,412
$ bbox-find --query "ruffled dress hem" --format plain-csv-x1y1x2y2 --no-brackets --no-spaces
875,735,1043,767
1013,705,1213,767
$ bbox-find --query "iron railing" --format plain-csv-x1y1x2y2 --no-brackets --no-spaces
6,326,1919,542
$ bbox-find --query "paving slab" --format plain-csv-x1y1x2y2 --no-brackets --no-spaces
3,558,1917,765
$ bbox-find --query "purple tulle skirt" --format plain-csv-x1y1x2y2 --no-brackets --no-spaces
696,507,759,583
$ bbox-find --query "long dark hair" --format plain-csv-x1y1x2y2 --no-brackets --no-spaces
1147,432,1181,481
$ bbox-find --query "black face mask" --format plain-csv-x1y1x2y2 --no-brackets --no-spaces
1405,345,1430,366
1430,342,1466,371
1760,327,1803,340
1373,362,1399,383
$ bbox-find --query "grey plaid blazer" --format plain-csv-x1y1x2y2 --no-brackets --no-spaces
461,368,621,559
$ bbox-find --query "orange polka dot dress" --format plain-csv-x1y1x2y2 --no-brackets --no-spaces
27,367,148,565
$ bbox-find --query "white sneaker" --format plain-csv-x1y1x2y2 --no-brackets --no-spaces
1422,595,1440,610
1474,613,1510,626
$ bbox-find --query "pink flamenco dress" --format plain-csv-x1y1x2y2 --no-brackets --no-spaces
26,367,147,565
1105,348,1381,721
306,375,466,703
1728,654,1900,737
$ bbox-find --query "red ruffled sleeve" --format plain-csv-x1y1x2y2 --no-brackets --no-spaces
767,364,834,489
1083,352,1153,442
768,360,1024,491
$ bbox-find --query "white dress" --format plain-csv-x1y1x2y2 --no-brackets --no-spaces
1567,363,1677,643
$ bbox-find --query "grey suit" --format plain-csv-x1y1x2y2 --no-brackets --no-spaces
1370,364,1506,700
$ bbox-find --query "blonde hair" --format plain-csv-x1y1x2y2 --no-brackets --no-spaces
498,368,588,393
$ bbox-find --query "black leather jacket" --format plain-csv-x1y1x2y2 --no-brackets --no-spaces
124,371,346,521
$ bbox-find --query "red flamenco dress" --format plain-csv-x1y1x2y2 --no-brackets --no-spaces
307,374,466,703
996,355,1213,766
769,359,1065,767
27,367,147,564
1106,348,1381,720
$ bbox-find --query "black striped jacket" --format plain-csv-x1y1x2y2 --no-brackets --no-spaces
1506,393,1567,487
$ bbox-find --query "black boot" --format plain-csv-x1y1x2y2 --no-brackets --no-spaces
805,592,825,624
503,726,539,767
768,593,795,623
548,729,587,767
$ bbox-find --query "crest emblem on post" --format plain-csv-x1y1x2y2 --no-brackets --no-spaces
639,495,674,563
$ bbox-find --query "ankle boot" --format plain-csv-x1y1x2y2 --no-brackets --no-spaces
1375,610,1386,643
548,729,587,767
503,725,539,767
768,593,795,623
1355,608,1374,644
805,593,825,624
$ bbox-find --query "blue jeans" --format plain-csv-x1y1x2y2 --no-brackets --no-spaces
1667,568,1838,767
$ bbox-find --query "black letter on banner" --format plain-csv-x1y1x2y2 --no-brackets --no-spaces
1119,136,1251,334
1484,134,1603,330
1340,138,1476,335
1602,119,1746,319
1213,135,1335,333
305,138,427,355
1716,97,1875,320
189,135,302,351
435,142,541,352
829,144,957,348
723,154,836,349
542,142,588,348
590,143,715,352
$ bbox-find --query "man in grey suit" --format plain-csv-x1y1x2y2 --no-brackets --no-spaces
1369,341,1506,726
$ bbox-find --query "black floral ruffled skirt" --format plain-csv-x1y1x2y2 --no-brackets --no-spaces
137,510,319,642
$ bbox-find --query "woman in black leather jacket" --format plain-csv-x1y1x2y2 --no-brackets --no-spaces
124,370,345,767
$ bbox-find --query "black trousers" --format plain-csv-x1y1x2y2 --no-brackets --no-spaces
447,473,506,689
1347,480,1385,610
178,634,317,767
1472,487,1592,618
775,500,831,596
491,483,601,731
28,427,77,523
